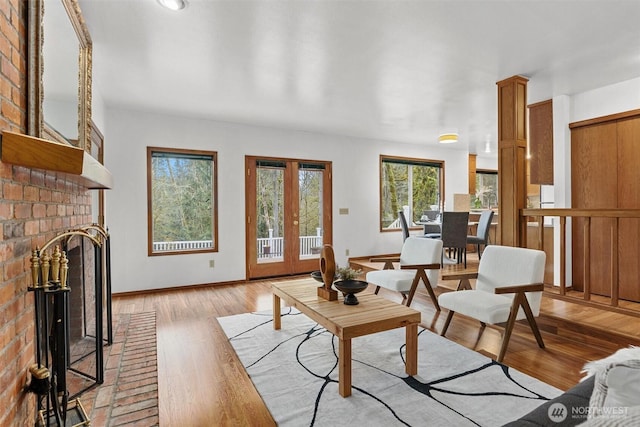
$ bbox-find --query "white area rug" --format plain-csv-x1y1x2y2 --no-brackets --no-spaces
217,308,561,426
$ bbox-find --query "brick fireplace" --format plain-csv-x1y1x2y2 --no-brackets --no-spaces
0,2,96,425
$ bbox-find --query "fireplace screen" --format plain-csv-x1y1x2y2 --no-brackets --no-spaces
27,225,112,426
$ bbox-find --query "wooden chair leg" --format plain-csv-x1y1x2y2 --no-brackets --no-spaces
441,310,455,336
406,271,436,308
456,278,472,290
520,293,545,348
497,294,523,362
405,275,420,306
419,272,440,311
473,322,487,349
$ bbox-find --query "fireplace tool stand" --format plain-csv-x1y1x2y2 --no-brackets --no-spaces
27,229,105,427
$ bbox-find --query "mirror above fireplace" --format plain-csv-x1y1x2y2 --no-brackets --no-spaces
28,0,92,153
2,0,113,189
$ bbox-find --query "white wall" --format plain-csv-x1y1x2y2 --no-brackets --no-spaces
571,77,640,123
104,109,469,292
476,155,497,171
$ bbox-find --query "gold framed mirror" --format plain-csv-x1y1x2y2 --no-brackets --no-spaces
28,0,92,153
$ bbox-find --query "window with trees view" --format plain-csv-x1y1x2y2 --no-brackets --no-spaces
147,147,218,255
380,155,443,230
474,170,498,209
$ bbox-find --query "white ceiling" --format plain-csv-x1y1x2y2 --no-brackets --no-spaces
77,0,640,155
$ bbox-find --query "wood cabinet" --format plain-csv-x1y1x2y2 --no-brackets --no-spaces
528,100,554,185
616,117,640,302
570,110,640,302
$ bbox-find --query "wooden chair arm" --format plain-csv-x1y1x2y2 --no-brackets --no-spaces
369,257,399,270
369,257,400,263
441,271,478,281
400,263,441,270
494,283,544,294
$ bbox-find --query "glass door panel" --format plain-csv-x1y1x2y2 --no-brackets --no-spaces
256,162,285,265
298,164,324,261
246,156,332,279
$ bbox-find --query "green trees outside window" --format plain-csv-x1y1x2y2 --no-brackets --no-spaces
147,147,218,255
475,170,498,209
380,156,443,230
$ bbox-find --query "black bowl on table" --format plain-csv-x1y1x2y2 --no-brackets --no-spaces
332,280,369,305
310,270,326,283
311,270,339,283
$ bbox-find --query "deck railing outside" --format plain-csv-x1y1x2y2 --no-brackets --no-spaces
152,234,323,258
257,235,323,258
152,240,214,251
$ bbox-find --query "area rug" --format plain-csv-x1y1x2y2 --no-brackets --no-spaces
217,308,562,427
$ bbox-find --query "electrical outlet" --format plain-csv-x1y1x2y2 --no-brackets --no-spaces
209,260,215,268
339,208,349,215
345,249,350,256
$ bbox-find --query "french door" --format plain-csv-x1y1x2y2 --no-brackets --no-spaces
245,156,332,279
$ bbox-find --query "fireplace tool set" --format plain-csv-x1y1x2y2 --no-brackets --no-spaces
26,224,111,427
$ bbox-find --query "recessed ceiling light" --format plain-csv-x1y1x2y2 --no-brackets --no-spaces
157,0,187,11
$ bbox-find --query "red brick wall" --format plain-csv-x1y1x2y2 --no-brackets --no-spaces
0,0,94,424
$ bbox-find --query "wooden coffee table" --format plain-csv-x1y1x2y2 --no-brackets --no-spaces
272,278,421,397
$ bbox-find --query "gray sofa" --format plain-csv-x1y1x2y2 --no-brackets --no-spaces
503,376,595,426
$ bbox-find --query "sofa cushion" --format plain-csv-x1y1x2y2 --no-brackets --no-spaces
588,359,640,420
581,346,640,378
502,376,594,426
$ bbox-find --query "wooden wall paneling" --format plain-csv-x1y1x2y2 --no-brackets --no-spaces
528,100,554,184
616,117,640,301
468,154,477,195
571,123,617,296
499,146,516,245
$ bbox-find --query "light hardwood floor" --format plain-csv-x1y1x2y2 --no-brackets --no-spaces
111,271,637,426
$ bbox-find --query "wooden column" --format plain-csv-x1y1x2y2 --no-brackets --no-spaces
468,154,477,195
497,76,528,247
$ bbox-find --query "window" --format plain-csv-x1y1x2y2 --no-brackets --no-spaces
474,170,498,209
380,155,444,231
147,147,218,255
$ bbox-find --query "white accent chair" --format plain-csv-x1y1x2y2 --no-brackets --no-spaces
438,245,546,362
366,237,443,309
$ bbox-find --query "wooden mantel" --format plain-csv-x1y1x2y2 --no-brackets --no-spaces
0,131,112,189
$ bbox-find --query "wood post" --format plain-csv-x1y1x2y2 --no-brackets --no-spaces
497,76,529,247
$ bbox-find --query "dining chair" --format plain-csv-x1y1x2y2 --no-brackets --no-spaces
426,211,469,266
419,210,440,235
421,210,439,221
467,210,494,259
398,210,411,242
366,236,443,309
438,245,546,362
